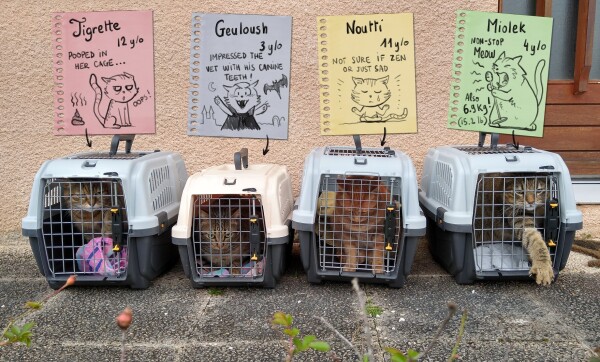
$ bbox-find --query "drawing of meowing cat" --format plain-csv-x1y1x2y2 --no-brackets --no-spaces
214,81,269,131
89,73,139,129
486,52,546,131
350,76,408,122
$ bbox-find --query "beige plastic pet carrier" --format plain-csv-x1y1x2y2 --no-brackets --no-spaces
172,149,293,288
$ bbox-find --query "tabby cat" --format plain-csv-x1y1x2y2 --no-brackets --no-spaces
62,181,113,239
198,207,249,273
330,176,389,274
477,174,554,285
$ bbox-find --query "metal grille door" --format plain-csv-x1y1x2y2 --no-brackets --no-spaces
42,178,128,277
317,175,402,274
192,195,266,278
472,173,560,272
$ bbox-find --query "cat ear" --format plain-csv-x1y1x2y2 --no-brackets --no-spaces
231,208,241,219
378,76,389,85
250,80,259,89
122,72,134,79
101,77,111,83
223,84,233,92
352,77,364,85
199,209,209,219
497,51,506,60
513,56,523,64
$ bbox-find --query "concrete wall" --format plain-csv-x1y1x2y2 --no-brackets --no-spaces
1,0,597,236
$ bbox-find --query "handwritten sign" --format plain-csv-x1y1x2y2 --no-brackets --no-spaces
52,10,155,135
188,13,292,139
318,14,417,136
448,10,552,137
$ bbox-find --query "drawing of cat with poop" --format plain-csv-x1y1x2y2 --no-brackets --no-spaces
89,72,139,129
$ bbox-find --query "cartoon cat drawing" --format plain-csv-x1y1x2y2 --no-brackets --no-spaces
486,52,546,131
350,76,408,122
89,73,139,129
214,81,269,131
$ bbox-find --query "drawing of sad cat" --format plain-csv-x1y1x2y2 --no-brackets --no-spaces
476,175,555,285
89,73,139,129
486,52,546,131
350,76,408,122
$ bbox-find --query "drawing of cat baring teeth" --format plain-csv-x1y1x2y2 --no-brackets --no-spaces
350,75,408,123
214,80,269,131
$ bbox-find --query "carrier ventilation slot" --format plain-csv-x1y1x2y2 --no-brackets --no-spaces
472,173,559,273
324,147,394,158
41,178,128,278
431,161,453,207
455,145,538,155
191,195,266,278
149,166,174,211
316,175,402,274
69,152,147,160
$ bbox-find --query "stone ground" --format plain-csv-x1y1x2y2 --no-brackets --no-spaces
0,231,599,361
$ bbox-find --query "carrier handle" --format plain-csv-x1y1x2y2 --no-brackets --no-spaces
477,132,499,150
110,135,135,156
234,148,249,170
353,135,362,154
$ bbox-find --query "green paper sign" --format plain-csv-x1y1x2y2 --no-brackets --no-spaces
448,10,553,137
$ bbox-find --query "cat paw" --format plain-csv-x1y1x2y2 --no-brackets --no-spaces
530,263,554,286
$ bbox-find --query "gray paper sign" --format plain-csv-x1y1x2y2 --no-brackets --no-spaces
188,13,292,139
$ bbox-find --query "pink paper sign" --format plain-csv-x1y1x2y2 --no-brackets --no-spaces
52,10,155,135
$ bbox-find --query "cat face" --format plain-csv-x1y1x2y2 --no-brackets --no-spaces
351,76,391,107
492,52,525,88
63,182,112,211
336,176,387,225
101,73,139,103
199,208,242,252
223,81,260,113
504,177,547,213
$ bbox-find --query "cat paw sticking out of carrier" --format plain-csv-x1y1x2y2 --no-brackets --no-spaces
171,148,293,288
292,136,426,288
419,134,583,285
22,135,188,289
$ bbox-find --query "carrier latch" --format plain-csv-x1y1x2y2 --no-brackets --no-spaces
111,206,124,252
384,203,398,251
249,215,261,261
544,198,559,247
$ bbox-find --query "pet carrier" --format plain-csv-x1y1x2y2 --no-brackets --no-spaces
172,149,293,288
22,135,188,289
292,136,426,287
419,134,583,284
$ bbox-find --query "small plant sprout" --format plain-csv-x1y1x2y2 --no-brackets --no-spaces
272,311,330,362
0,275,76,347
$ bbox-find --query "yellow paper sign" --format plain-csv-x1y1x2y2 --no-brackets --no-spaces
318,14,417,135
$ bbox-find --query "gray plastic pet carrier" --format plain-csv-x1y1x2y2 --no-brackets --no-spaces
172,149,294,288
419,134,583,284
292,136,426,287
22,136,188,289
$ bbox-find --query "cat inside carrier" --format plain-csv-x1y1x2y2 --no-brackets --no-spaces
172,148,293,288
41,178,128,278
23,135,188,289
419,135,583,285
316,175,402,275
192,194,266,278
293,136,426,287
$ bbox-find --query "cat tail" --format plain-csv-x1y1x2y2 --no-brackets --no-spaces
89,74,105,127
534,59,546,106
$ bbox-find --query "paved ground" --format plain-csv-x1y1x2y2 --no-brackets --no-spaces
0,231,599,361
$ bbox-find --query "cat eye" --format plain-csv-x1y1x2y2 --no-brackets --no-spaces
113,86,122,92
374,91,382,93
361,90,368,93
125,85,134,91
